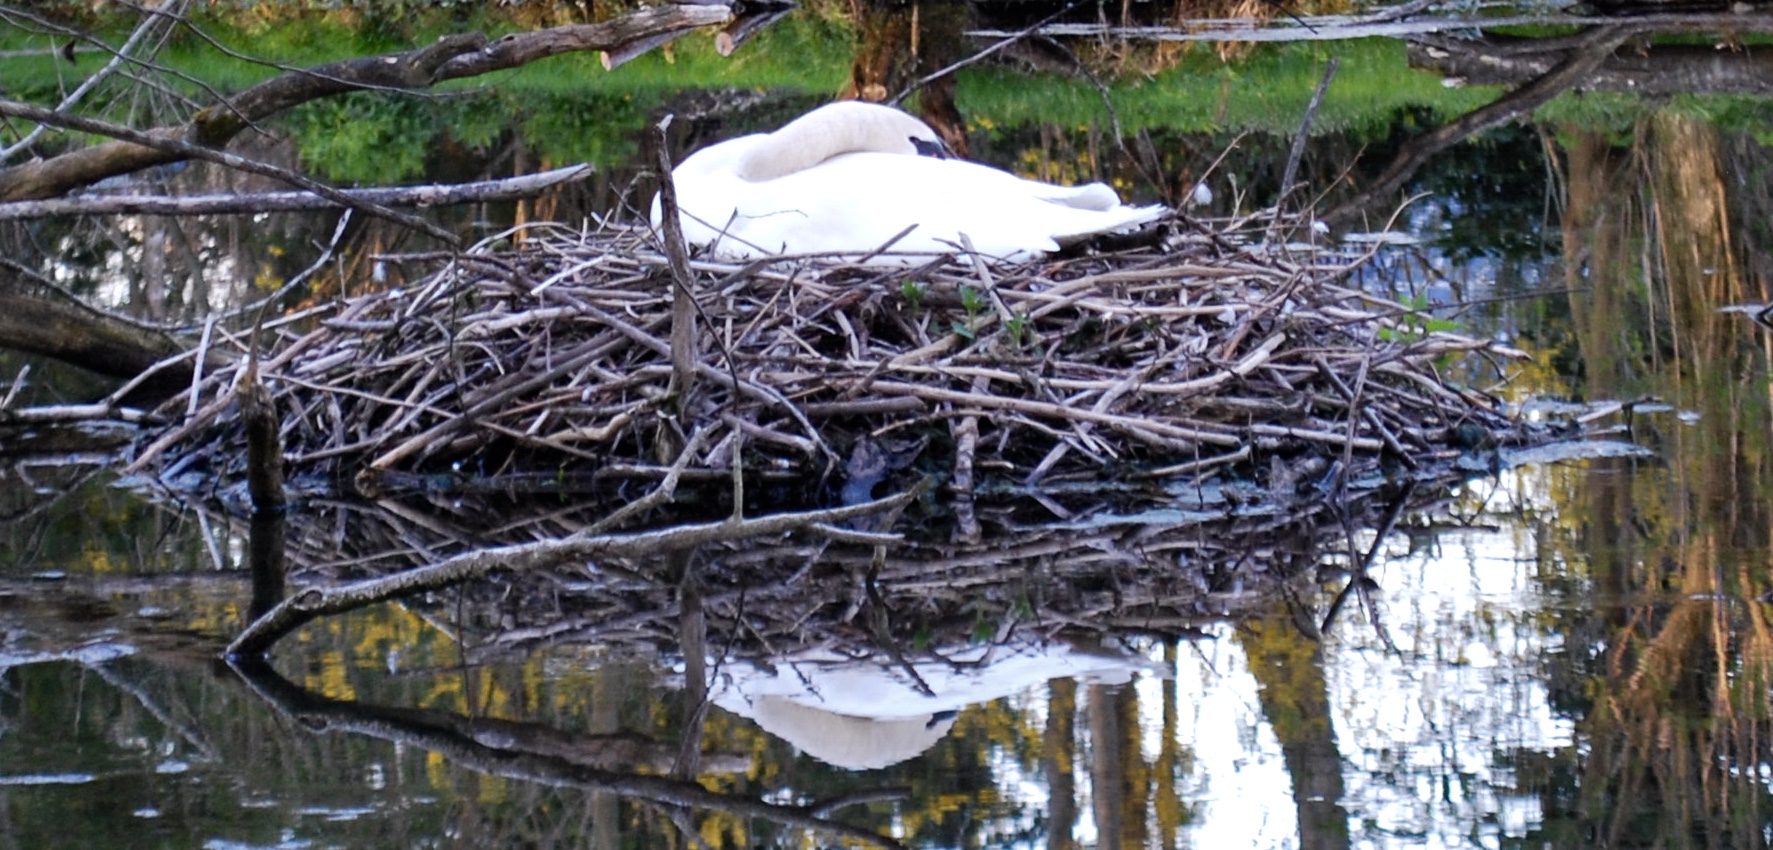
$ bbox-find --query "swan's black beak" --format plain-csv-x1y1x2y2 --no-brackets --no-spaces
910,136,951,160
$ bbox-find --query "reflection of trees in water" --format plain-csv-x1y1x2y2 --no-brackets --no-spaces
1545,101,1773,848
1243,612,1350,850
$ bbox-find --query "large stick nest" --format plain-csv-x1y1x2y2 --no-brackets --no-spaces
147,217,1535,520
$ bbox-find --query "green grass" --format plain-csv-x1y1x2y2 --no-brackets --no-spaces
9,7,1773,180
958,39,1499,137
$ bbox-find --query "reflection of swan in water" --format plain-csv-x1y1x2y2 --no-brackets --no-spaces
651,101,1167,267
710,639,1165,770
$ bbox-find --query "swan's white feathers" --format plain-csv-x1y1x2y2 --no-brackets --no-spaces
653,102,1165,265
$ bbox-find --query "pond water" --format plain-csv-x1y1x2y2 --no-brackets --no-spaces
3,1,1773,848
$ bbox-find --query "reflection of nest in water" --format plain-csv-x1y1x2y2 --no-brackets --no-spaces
152,218,1535,516
268,469,1463,664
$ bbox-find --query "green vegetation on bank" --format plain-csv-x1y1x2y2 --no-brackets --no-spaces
960,39,1496,136
9,5,1773,180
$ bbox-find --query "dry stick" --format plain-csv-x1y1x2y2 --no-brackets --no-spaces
99,343,207,409
0,98,457,246
871,381,1240,447
850,224,921,268
1333,356,1369,500
950,389,983,539
1271,56,1339,239
218,209,355,329
585,427,712,536
1313,355,1418,468
0,165,592,220
653,115,700,415
0,402,153,425
181,316,219,420
0,364,27,410
721,413,815,455
226,487,921,657
1134,445,1253,479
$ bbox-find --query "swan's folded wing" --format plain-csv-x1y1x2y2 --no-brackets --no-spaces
1028,181,1121,212
1051,204,1170,246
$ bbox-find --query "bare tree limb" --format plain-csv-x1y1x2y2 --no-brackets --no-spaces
0,291,205,385
432,4,732,80
0,96,460,243
0,164,593,220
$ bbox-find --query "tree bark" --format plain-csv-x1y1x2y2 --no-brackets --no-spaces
0,292,208,388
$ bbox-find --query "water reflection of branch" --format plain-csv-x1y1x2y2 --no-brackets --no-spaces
227,488,919,656
86,662,221,761
1319,480,1413,647
1273,58,1338,225
1324,25,1632,226
889,0,1084,106
0,462,108,527
227,657,908,850
1410,32,1773,95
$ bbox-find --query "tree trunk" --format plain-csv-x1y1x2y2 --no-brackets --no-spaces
0,291,215,394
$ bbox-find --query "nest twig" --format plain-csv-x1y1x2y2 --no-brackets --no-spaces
146,215,1531,520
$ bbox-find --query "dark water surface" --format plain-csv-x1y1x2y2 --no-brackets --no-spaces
4,1,1773,847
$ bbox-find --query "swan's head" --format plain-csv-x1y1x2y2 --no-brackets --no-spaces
736,101,947,182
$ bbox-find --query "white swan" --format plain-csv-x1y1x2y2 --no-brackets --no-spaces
651,101,1166,266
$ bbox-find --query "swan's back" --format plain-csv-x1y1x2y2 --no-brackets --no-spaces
657,101,1166,265
735,101,944,181
737,151,1162,261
